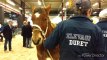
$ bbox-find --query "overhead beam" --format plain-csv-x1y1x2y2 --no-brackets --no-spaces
23,0,62,2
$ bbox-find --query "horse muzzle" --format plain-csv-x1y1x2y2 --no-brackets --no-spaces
32,38,43,45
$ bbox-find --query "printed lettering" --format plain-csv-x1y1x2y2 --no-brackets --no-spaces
69,40,88,47
66,33,91,41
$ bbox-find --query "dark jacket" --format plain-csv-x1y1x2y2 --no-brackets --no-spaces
44,16,105,60
21,25,27,37
2,25,13,39
26,24,32,38
97,19,107,54
21,25,32,38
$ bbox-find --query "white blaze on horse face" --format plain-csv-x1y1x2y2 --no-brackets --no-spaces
35,12,40,18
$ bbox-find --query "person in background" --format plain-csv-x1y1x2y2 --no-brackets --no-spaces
21,21,27,47
97,8,107,60
26,22,32,48
2,20,13,51
44,0,105,60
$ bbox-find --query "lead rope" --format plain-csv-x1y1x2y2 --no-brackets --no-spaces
32,23,53,60
42,17,53,60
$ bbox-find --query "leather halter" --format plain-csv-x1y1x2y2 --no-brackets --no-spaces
32,22,48,40
33,7,49,39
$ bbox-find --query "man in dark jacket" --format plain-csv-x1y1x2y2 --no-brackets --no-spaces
21,21,32,48
21,21,27,47
2,20,13,51
26,22,32,48
97,8,107,60
44,0,105,60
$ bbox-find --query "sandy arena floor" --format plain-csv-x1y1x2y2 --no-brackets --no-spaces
0,34,38,60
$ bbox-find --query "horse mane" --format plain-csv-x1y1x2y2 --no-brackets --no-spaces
45,18,54,37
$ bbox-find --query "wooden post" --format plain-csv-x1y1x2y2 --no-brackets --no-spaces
62,2,64,21
21,1,25,21
0,7,4,23
98,0,101,9
98,0,102,15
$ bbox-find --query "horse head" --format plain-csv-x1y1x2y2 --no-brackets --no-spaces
31,5,51,45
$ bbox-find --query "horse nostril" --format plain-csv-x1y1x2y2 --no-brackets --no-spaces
38,38,41,40
37,38,41,43
36,38,42,45
32,38,42,45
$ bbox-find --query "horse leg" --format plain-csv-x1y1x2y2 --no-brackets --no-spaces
36,44,47,60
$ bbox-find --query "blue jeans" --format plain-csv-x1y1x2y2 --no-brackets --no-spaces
26,37,31,47
4,38,12,51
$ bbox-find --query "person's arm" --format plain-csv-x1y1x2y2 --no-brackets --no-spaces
21,26,24,36
94,26,106,59
1,26,6,33
0,26,4,33
44,22,63,49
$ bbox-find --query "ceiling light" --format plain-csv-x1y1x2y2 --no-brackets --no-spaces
19,7,23,10
38,0,41,5
6,0,15,6
63,8,66,10
66,2,69,6
92,2,98,7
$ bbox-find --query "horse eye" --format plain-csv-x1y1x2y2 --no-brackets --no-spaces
42,19,46,21
45,19,47,20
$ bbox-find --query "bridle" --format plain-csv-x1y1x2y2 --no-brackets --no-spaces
33,7,50,39
32,22,48,40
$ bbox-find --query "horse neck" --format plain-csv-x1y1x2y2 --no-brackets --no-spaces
46,21,54,37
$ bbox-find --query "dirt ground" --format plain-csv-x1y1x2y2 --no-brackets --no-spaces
0,35,38,60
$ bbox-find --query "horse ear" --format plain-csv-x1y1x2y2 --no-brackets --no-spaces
32,6,36,14
45,4,51,15
31,6,36,23
32,14,36,23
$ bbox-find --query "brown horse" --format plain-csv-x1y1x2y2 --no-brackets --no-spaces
31,5,59,60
